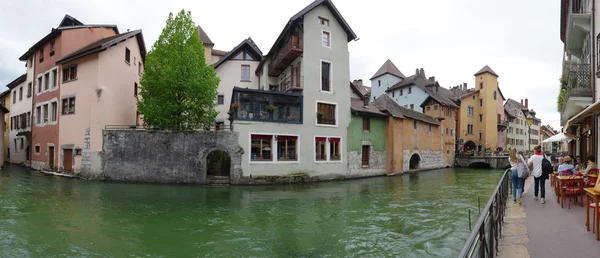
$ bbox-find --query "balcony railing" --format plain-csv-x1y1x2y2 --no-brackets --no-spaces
268,35,303,77
278,76,304,93
565,63,592,98
231,87,303,124
571,0,591,14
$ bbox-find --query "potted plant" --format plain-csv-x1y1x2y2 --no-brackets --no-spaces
317,111,325,118
287,114,296,121
267,104,277,112
231,102,240,110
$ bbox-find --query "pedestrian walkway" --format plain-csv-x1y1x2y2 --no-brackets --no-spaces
499,177,600,257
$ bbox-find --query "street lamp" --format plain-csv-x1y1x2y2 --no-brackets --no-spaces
526,113,533,155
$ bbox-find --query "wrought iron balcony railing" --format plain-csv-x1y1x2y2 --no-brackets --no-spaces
565,63,592,99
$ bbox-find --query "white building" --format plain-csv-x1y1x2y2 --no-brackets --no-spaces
6,73,32,166
504,98,541,153
230,0,358,180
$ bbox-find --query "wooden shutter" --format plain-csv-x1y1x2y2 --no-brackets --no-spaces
361,145,369,166
363,116,370,131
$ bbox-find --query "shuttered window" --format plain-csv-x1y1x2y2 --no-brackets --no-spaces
361,145,370,167
363,116,370,131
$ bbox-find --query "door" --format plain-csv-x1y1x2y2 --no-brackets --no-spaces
64,149,73,171
48,146,55,169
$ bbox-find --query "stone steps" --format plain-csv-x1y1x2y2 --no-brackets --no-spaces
206,176,230,185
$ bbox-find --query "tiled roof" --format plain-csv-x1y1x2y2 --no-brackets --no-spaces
6,74,27,89
350,81,371,97
212,49,227,56
197,25,214,45
422,84,460,108
213,37,263,69
350,97,387,116
56,30,146,64
474,65,499,77
370,59,405,80
504,98,526,118
374,95,439,125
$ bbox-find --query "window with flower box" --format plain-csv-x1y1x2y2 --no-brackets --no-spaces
250,134,299,162
315,136,342,162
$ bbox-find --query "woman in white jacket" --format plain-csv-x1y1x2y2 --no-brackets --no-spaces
509,148,528,205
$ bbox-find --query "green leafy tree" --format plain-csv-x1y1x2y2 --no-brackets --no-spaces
557,76,567,112
138,10,220,130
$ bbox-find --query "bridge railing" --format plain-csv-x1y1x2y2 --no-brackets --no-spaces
458,169,510,258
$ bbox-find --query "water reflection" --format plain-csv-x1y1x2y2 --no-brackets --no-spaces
0,165,502,257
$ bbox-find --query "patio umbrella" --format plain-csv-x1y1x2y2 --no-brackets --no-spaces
542,133,575,143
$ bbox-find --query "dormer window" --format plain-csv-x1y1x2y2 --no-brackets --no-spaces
318,16,329,26
233,50,255,61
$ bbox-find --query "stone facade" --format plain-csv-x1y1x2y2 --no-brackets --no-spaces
403,149,443,171
347,147,386,177
97,130,243,184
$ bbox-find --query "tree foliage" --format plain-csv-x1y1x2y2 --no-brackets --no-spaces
557,76,567,112
138,10,220,130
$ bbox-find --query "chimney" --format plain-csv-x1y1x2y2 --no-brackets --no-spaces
435,84,439,93
521,99,523,106
463,83,467,90
415,68,419,75
525,98,528,108
428,76,435,82
363,96,370,108
357,79,363,86
420,68,425,78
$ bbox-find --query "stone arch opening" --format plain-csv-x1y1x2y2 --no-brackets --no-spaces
206,150,231,184
468,162,492,169
409,153,420,170
464,141,476,155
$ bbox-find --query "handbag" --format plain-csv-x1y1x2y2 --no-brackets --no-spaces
517,155,529,178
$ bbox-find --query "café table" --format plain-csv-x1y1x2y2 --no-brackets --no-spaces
585,187,600,241
556,175,584,208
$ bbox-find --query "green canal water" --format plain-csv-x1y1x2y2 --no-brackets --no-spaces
0,165,504,257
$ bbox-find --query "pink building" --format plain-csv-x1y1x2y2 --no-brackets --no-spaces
55,30,146,174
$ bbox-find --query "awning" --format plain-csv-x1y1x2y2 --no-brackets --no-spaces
543,133,575,143
566,99,600,126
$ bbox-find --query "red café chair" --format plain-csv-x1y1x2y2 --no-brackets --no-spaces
589,168,599,175
587,182,600,233
563,175,584,209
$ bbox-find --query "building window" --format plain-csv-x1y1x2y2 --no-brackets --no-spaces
446,107,452,117
277,135,298,161
37,77,42,93
468,106,474,116
434,105,438,110
241,65,250,81
479,114,483,122
34,145,40,154
14,139,17,151
429,124,432,132
363,116,370,131
410,104,414,110
478,131,483,140
446,128,449,135
479,82,483,89
318,16,329,26
39,48,44,62
251,134,272,161
50,40,55,55
36,106,41,124
27,82,32,97
321,61,331,92
52,69,57,88
62,97,75,115
322,30,331,47
19,87,23,101
20,138,24,149
42,104,48,123
413,120,417,130
451,129,454,136
233,51,255,61
400,89,403,96
378,80,381,87
51,102,57,121
62,65,77,82
44,73,49,90
362,145,370,167
472,95,475,100
315,137,327,161
217,94,224,105
408,87,412,94
75,149,82,155
138,62,142,75
12,90,16,104
479,99,483,107
317,102,336,125
447,149,450,155
392,91,395,97
125,47,131,63
493,91,497,100
27,112,30,128
426,106,431,111
467,124,474,134
329,137,341,161
134,82,138,97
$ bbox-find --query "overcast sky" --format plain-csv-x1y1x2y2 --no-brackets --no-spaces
0,0,562,129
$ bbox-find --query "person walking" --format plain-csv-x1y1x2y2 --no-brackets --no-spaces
528,145,550,204
509,148,528,205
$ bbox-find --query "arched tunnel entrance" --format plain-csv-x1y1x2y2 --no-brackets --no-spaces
409,154,420,170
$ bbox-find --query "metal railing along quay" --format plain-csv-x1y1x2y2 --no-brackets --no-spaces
458,169,510,258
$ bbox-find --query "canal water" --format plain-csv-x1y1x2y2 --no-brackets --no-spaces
0,165,503,257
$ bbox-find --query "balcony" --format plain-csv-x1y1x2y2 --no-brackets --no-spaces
561,63,593,124
565,0,591,57
231,87,303,124
268,34,303,77
277,76,304,93
497,119,509,131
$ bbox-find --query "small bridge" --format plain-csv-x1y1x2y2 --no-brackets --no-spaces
455,156,510,170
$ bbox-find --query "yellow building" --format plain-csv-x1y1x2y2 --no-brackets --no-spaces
0,89,10,161
457,65,505,155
